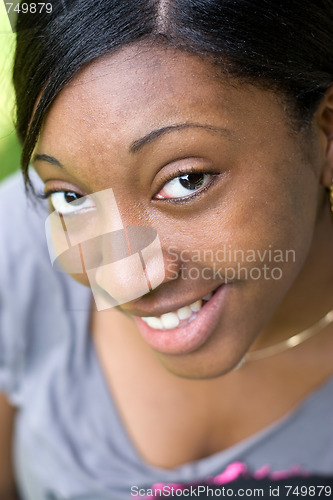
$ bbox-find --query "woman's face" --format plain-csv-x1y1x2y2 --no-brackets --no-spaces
33,44,329,378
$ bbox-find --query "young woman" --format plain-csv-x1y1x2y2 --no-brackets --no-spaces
0,1,332,499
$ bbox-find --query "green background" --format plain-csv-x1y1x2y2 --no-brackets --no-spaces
0,2,21,182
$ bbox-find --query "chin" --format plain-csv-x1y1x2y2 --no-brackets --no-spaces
154,348,243,380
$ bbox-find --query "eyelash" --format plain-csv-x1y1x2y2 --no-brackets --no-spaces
153,169,218,203
37,189,80,200
37,190,59,200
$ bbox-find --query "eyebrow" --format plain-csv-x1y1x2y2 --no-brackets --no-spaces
32,153,64,168
32,123,231,167
129,123,231,153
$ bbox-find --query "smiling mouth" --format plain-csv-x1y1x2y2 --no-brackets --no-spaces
134,284,227,355
139,291,215,330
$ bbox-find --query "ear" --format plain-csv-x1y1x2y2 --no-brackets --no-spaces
315,85,333,188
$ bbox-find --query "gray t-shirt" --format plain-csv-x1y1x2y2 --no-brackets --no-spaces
0,171,332,500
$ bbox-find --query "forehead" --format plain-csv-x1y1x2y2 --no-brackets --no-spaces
49,45,227,121
39,45,256,148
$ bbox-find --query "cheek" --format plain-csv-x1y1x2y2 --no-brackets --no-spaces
161,178,314,262
46,215,96,289
220,155,318,260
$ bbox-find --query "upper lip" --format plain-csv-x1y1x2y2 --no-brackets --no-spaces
118,286,221,318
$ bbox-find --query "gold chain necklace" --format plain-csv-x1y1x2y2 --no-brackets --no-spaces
236,309,333,369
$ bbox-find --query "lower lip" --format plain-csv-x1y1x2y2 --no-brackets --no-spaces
134,285,228,355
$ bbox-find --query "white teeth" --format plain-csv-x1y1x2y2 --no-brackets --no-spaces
141,294,211,331
177,306,192,320
142,317,163,329
190,300,202,312
160,312,180,329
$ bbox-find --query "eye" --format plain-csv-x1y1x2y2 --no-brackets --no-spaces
155,172,214,200
45,191,96,215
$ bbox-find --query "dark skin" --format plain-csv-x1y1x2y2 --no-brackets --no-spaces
33,44,333,468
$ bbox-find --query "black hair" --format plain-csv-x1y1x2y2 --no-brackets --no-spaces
13,0,333,190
